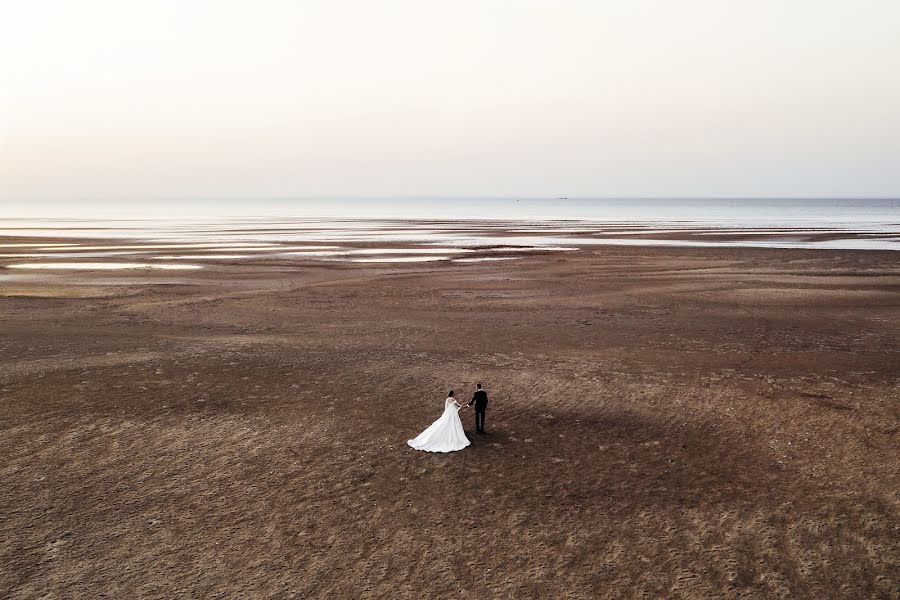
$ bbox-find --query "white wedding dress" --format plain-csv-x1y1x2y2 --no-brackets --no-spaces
407,397,471,452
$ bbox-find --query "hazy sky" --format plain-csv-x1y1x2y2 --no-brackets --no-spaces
2,0,899,201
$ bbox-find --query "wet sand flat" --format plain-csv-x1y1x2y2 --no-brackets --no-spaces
1,245,898,599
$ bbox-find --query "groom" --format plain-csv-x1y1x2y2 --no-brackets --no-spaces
467,383,489,434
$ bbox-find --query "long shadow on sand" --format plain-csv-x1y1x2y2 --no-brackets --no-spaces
397,405,803,517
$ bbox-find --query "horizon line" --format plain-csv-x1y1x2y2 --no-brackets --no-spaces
6,195,900,202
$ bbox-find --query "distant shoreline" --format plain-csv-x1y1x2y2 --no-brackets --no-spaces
0,213,898,257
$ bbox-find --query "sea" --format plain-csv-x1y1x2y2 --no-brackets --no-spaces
0,199,897,270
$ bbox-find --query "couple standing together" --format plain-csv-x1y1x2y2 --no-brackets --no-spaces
407,384,489,453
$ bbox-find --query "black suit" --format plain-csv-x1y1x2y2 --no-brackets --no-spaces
467,389,489,432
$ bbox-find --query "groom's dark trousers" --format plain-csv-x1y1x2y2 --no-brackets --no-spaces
474,410,485,433
468,389,489,432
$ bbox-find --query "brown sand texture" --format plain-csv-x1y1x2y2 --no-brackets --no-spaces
1,245,898,599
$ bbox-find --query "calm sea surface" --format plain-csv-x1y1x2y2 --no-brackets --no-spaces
3,198,898,224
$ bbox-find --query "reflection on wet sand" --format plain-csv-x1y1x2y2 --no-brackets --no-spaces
276,250,345,257
8,262,203,270
453,257,523,263
0,252,148,259
31,244,340,252
336,256,451,263
342,248,473,255
0,243,78,248
152,255,251,260
0,216,897,272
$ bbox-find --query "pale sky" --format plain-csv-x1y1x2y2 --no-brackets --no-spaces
1,0,899,201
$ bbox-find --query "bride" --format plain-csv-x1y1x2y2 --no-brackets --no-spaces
407,391,471,452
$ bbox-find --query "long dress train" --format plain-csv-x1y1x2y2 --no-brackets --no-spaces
407,397,471,452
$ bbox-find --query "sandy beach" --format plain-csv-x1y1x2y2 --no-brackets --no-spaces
1,239,898,598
